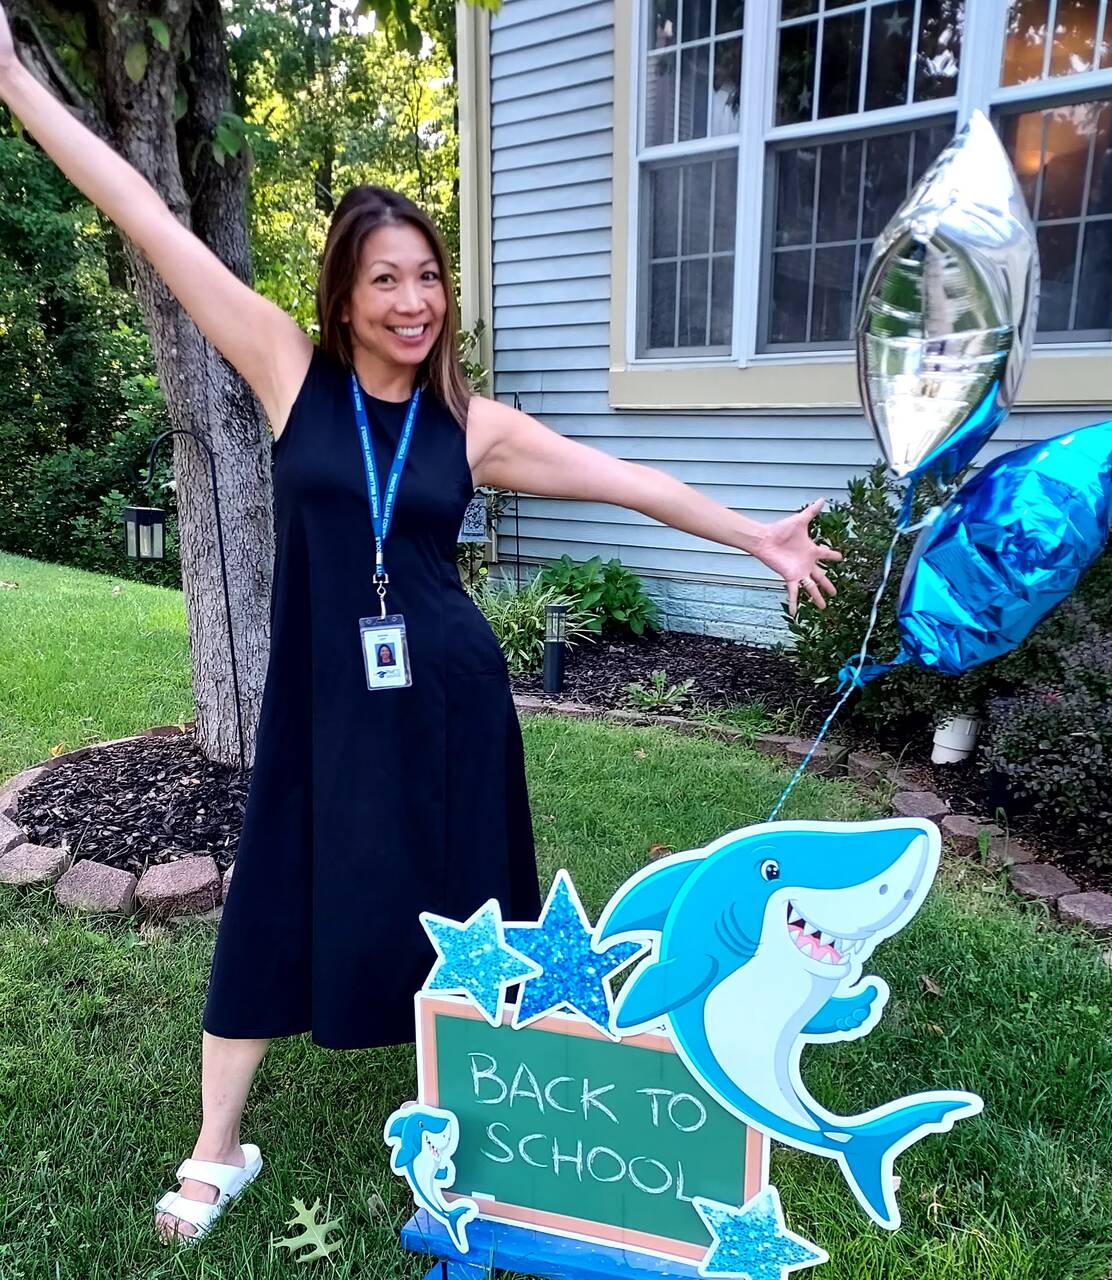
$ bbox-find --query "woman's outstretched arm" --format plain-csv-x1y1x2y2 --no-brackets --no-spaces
465,395,842,618
0,5,312,432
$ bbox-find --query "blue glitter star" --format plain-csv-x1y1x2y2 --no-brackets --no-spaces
693,1187,827,1280
420,899,541,1026
504,871,645,1036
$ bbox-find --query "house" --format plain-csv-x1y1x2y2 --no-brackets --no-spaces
456,0,1112,644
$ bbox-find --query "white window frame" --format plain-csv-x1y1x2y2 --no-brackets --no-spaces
611,0,1112,408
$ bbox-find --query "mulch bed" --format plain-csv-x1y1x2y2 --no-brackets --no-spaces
511,630,836,728
16,734,247,877
12,630,1107,895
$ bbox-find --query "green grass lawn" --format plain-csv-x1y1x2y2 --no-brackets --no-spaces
2,552,1111,1279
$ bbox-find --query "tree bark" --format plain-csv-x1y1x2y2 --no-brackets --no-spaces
85,0,273,767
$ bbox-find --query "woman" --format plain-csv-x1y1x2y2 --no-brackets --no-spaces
0,9,840,1246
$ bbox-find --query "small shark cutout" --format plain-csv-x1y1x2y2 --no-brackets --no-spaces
384,1104,478,1252
595,817,983,1230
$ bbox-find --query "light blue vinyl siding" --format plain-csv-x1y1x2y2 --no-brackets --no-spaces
486,0,1112,641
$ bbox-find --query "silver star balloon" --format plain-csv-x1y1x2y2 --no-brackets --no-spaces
856,110,1039,483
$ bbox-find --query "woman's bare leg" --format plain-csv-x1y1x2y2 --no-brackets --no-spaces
155,1032,271,1242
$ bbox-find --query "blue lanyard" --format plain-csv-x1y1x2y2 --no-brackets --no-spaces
350,372,421,585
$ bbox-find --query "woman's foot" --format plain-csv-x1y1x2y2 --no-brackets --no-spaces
155,1141,246,1242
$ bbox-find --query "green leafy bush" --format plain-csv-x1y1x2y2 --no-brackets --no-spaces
787,462,1112,739
469,578,593,675
536,555,660,637
983,601,1112,865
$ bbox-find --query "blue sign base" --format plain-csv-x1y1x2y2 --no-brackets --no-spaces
400,1211,704,1279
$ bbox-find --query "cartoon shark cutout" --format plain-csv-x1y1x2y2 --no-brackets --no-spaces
594,817,983,1231
384,1103,479,1253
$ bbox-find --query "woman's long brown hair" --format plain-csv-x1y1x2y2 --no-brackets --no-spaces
316,185,471,426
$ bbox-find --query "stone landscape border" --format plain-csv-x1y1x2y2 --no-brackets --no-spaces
1,703,1110,934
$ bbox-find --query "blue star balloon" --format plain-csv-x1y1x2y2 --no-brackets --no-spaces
850,420,1112,685
504,871,644,1036
693,1188,827,1280
420,899,541,1026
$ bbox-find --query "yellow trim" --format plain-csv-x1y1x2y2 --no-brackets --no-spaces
608,0,1112,412
457,3,494,386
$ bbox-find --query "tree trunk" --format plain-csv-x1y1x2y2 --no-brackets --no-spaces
90,0,273,768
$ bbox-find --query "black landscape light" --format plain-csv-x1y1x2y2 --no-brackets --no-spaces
543,602,568,696
123,429,245,776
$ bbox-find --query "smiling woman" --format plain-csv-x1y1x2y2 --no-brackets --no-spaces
0,0,845,1250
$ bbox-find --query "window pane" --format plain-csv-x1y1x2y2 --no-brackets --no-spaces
710,36,742,134
999,108,1044,211
777,20,817,124
811,245,857,341
682,161,713,254
775,145,817,247
781,0,816,15
717,0,744,34
714,155,738,250
678,43,710,141
1037,223,1078,330
1041,102,1098,220
1050,0,1099,76
1075,220,1112,331
1003,0,1050,85
1087,104,1112,213
816,139,863,243
911,120,954,183
866,2,913,111
818,10,865,118
650,166,680,257
645,52,677,146
915,0,963,100
1103,3,1112,69
682,0,712,42
710,257,734,344
648,262,678,348
861,130,911,237
652,0,678,47
769,250,811,343
679,259,710,345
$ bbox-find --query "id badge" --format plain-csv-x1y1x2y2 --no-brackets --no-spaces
359,614,412,691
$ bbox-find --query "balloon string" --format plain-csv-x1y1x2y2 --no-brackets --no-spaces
766,481,918,823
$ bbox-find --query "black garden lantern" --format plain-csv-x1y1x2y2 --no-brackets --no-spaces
123,429,246,776
543,602,568,696
121,505,165,560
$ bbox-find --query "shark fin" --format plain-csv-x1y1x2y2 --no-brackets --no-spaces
840,1092,983,1229
614,953,718,1029
596,857,703,943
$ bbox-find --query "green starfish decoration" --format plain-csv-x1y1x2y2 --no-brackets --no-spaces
271,1198,344,1263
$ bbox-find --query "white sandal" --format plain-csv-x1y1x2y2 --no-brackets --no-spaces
154,1143,263,1244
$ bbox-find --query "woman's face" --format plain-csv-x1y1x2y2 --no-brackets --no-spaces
342,222,447,372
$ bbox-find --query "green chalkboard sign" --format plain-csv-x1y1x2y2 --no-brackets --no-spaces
416,995,766,1263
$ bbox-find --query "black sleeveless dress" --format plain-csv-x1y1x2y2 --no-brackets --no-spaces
202,347,542,1050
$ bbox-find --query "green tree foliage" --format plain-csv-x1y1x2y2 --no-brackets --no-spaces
0,114,177,584
228,0,461,332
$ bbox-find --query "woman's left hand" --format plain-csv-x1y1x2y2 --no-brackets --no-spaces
752,499,843,616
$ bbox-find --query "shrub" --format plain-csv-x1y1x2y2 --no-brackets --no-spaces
787,462,1112,739
469,577,593,675
536,555,660,637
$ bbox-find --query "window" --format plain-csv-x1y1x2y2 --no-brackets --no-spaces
630,0,1112,363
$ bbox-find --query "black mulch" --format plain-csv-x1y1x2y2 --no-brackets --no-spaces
16,733,248,877
13,630,1107,894
511,630,836,728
